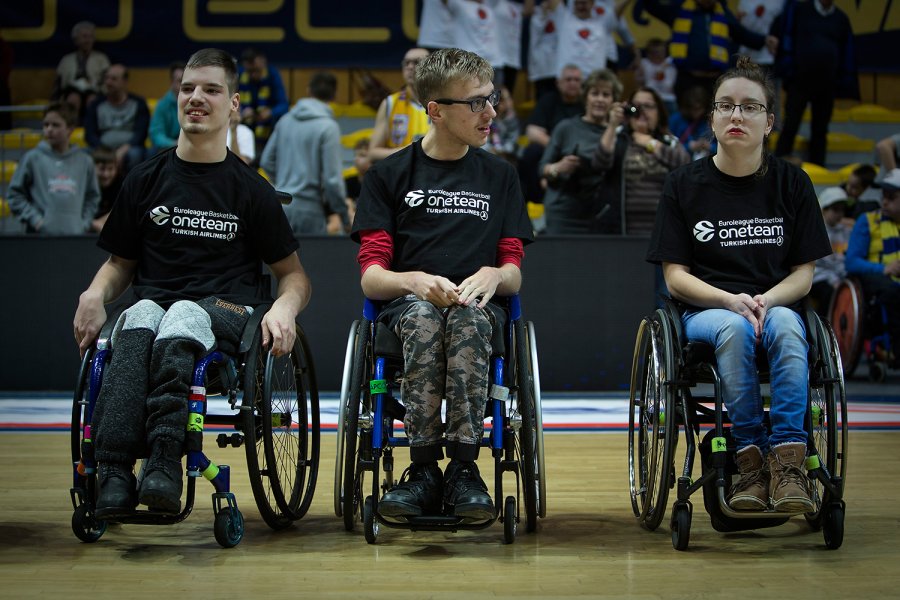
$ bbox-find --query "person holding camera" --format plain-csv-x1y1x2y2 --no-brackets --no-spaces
539,68,622,234
592,86,690,235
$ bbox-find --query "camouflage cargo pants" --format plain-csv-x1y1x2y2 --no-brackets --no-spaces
393,295,496,462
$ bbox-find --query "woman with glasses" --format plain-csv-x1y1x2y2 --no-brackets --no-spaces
591,86,689,235
539,69,622,234
646,56,832,513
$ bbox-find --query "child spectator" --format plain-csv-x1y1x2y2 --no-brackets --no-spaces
668,85,713,160
335,137,371,234
484,86,521,165
7,102,99,234
809,187,850,317
842,163,879,220
90,146,123,232
635,38,677,116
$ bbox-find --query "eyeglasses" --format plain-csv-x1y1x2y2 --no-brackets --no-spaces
713,101,768,116
434,90,501,113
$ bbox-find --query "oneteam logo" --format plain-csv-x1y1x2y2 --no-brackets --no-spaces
693,220,715,242
404,189,425,207
150,206,170,225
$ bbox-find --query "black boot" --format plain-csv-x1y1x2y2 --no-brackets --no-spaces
138,439,184,513
378,462,443,519
95,462,137,519
444,460,494,521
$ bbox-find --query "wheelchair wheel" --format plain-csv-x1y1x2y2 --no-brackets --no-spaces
71,347,94,472
338,319,372,532
823,504,845,550
806,317,849,532
514,319,545,533
670,503,691,552
72,502,107,543
243,326,320,529
213,507,244,548
363,495,378,544
628,309,677,531
829,278,864,378
503,496,517,544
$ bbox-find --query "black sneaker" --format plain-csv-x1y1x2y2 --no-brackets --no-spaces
95,462,137,519
444,460,495,521
378,462,443,519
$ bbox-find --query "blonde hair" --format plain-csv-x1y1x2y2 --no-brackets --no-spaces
413,48,494,106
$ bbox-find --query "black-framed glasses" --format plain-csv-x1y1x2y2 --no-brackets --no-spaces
434,89,501,113
713,101,768,116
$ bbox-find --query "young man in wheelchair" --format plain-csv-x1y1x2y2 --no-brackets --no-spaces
845,168,900,365
350,48,534,521
647,57,832,513
72,48,311,518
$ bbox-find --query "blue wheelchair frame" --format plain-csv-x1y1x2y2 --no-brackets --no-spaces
336,295,544,544
70,304,321,548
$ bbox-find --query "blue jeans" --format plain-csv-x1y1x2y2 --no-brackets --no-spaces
682,307,809,454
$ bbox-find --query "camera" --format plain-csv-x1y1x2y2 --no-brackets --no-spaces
623,104,641,118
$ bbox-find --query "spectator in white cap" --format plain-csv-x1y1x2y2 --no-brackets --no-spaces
845,168,900,362
809,186,850,316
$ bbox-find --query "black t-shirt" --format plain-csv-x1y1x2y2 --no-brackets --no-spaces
527,91,584,133
647,155,831,301
351,141,534,284
99,148,299,307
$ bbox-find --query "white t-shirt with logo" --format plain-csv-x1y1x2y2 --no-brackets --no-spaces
528,6,560,81
647,155,831,305
552,3,616,78
494,0,524,70
737,0,782,65
445,0,502,67
351,141,533,284
418,0,455,49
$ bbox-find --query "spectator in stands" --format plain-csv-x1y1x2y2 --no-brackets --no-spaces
52,21,110,123
669,85,713,160
642,0,773,101
592,86,689,235
842,163,880,221
441,0,503,82
148,61,185,152
260,71,348,237
876,133,899,173
238,48,289,157
90,146,123,233
597,0,640,73
736,0,783,123
148,61,186,154
527,0,563,99
809,187,850,317
772,0,858,166
8,102,99,234
84,64,150,174
484,86,521,165
635,38,677,117
369,48,431,163
548,0,620,81
0,33,12,131
845,169,900,366
519,64,584,204
340,137,370,232
418,0,455,51
494,0,535,93
227,108,255,165
540,69,622,234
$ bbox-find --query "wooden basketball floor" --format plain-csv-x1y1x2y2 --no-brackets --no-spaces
1,430,899,598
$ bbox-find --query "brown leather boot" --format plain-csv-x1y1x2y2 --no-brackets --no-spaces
768,442,814,513
728,445,769,510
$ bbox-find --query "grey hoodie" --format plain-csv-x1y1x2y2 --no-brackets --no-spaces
7,141,100,234
260,97,347,236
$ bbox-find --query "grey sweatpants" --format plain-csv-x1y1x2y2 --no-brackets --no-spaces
92,297,251,464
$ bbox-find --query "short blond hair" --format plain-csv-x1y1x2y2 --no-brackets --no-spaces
413,48,493,106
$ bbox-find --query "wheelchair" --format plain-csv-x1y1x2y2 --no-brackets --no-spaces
628,299,847,551
334,295,546,544
70,303,321,548
830,276,895,382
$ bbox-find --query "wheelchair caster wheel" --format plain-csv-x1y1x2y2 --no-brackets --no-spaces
503,496,517,544
214,508,244,548
823,504,844,550
363,496,378,544
72,503,107,543
671,504,691,551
